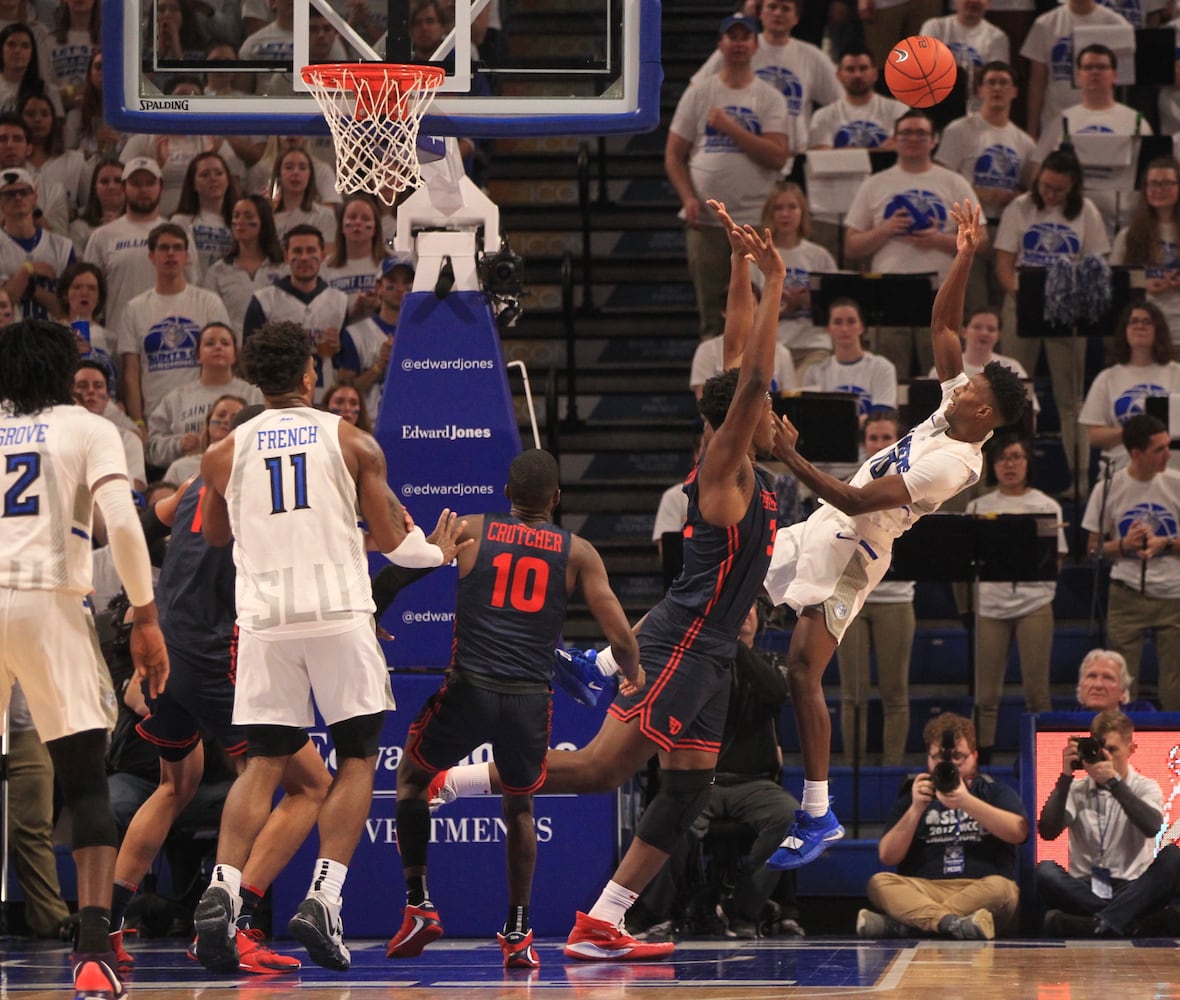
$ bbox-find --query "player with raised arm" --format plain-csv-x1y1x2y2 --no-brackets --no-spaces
429,207,784,960
192,320,470,973
763,201,1028,869
0,318,169,1000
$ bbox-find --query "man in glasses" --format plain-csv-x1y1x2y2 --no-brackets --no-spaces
844,108,982,380
856,712,1028,940
0,166,74,322
1036,710,1178,937
1028,43,1151,237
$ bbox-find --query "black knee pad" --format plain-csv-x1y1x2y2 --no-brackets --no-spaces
247,725,309,759
329,712,384,760
46,729,118,850
636,768,714,853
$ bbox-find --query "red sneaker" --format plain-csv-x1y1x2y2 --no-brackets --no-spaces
236,927,302,974
385,903,444,958
109,930,134,972
73,955,126,1000
497,929,540,969
563,911,676,961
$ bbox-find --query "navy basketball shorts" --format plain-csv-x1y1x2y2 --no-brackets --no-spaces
406,669,552,795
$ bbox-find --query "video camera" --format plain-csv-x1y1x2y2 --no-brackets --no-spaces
478,237,524,328
931,729,961,794
1071,736,1107,770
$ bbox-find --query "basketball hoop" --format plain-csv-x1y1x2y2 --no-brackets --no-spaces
300,63,446,206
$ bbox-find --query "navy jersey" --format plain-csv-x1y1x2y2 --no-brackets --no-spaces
452,513,572,684
666,462,777,640
156,478,236,659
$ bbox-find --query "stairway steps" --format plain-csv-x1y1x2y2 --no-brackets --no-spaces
489,176,677,209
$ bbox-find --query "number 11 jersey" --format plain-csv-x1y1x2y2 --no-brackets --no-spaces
226,407,375,637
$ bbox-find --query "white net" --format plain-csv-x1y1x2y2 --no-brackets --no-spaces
300,64,445,206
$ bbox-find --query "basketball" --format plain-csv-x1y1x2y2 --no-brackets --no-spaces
883,35,957,108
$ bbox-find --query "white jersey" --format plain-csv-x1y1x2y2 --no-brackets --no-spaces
751,239,838,351
935,114,1036,221
668,74,790,228
844,164,979,283
844,372,985,543
1111,223,1180,351
1020,4,1131,134
226,407,374,637
1082,466,1180,599
808,93,909,150
1079,361,1180,470
0,404,128,595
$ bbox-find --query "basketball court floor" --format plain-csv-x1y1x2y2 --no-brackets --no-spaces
5,934,1180,999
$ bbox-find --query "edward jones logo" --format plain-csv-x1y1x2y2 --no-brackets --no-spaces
401,424,492,440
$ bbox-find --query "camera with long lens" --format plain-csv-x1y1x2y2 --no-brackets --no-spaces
477,237,525,327
1071,736,1106,770
931,729,962,794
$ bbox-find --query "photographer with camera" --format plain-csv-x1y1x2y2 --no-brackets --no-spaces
1036,711,1179,936
857,713,1028,940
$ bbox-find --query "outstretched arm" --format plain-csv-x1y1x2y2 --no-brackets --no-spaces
771,414,913,516
931,200,979,383
711,199,756,371
697,218,785,526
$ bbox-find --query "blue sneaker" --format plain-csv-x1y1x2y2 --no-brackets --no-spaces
766,807,845,870
553,647,608,707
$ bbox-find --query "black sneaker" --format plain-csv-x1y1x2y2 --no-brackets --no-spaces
289,892,351,971
193,886,240,973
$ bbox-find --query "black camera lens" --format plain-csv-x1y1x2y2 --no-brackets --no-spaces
1076,736,1105,765
931,760,961,794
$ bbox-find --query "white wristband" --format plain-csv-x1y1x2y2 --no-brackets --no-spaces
596,646,620,678
382,524,445,569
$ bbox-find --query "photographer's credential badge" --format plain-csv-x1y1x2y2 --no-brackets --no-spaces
943,842,965,876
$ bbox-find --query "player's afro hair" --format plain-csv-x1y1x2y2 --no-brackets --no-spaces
698,368,740,431
0,319,77,415
982,361,1027,428
240,321,313,396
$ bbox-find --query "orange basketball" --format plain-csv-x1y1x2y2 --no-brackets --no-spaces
883,35,958,108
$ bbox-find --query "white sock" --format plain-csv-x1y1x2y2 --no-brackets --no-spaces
309,858,348,901
211,864,242,932
587,880,639,927
451,761,493,797
212,864,242,900
801,780,830,818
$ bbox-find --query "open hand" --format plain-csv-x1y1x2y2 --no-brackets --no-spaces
425,507,473,563
948,199,981,254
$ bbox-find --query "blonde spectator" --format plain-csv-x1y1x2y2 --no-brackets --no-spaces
750,180,836,380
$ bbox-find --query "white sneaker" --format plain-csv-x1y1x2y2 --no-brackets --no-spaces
288,892,350,971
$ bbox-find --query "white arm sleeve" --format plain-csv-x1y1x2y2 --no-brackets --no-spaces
381,524,445,569
92,477,155,607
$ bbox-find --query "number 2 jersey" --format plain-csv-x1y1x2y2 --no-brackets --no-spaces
0,404,128,594
225,407,374,637
452,513,571,685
